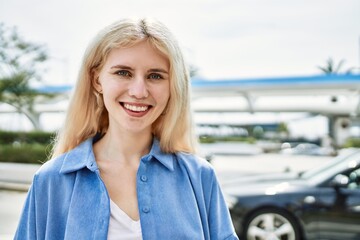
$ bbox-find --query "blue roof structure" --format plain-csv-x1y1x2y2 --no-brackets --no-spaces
33,85,73,94
192,74,360,88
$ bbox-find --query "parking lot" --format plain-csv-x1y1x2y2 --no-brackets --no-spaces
212,152,332,183
0,152,334,239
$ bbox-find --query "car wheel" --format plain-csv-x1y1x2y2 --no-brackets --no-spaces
244,208,301,240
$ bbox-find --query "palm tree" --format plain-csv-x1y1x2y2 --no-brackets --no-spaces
317,58,357,74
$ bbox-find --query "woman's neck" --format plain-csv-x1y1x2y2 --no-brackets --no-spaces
94,128,152,165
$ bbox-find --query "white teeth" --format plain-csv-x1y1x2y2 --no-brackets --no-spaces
124,103,149,112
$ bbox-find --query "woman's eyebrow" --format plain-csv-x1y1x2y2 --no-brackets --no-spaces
148,68,169,74
110,65,133,70
109,65,168,74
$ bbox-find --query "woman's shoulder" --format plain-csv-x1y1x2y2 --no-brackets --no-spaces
176,151,211,166
175,151,216,177
174,152,222,198
33,152,68,179
34,139,93,180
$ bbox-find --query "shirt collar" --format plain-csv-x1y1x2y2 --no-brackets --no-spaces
59,138,96,174
59,137,175,174
147,138,175,171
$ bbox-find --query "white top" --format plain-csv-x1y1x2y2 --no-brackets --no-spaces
107,199,142,240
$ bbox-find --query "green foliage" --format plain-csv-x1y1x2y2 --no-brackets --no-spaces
277,122,289,133
0,144,49,164
0,130,55,145
343,138,360,148
0,22,48,80
317,58,357,74
252,126,264,139
0,72,38,110
0,131,54,163
189,64,199,77
0,22,52,130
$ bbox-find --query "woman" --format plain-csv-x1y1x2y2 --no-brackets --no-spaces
15,18,238,240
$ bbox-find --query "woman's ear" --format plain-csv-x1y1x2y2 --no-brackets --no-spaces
92,70,103,93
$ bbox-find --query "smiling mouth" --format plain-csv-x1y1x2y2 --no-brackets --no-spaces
121,102,151,112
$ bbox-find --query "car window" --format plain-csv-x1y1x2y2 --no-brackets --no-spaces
301,150,360,186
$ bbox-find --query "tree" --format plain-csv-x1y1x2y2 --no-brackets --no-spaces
189,64,199,78
317,58,357,74
0,22,52,130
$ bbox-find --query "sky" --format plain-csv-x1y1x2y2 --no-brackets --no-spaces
0,0,359,85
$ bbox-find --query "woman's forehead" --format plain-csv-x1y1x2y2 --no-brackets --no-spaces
103,40,170,70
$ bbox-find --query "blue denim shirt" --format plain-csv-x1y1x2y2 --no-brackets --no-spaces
15,138,238,240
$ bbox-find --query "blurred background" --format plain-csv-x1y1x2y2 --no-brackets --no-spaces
0,0,359,239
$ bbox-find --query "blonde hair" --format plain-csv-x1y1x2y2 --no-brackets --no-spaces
51,18,197,157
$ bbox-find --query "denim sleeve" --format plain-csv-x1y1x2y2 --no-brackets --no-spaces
14,175,38,240
207,170,239,240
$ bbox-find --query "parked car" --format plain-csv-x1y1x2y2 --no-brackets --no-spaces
280,143,336,156
224,149,360,240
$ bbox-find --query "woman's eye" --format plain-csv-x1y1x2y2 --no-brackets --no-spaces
148,73,162,80
116,70,131,77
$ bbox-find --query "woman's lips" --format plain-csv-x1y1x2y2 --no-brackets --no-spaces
123,103,149,112
120,102,152,117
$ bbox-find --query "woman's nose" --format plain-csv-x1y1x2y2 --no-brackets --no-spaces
128,78,149,99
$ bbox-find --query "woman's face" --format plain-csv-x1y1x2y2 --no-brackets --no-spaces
95,40,170,135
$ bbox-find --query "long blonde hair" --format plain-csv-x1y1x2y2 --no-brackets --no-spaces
51,18,196,158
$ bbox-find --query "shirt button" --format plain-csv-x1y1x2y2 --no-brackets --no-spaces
142,207,150,213
140,175,148,182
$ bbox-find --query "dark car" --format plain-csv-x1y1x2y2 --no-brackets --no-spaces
224,149,360,240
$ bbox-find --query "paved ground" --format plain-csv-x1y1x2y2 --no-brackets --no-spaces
0,190,27,239
0,163,40,191
211,153,332,183
0,152,334,239
0,163,41,239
